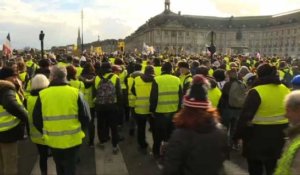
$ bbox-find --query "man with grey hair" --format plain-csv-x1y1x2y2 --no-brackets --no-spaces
275,90,300,174
33,65,90,175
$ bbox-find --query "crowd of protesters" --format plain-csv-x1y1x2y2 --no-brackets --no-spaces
1,51,300,175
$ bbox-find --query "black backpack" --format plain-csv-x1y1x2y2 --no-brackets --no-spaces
95,74,116,110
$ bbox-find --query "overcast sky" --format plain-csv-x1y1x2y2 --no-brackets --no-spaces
0,0,299,49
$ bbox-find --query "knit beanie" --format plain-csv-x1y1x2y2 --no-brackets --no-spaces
183,74,211,109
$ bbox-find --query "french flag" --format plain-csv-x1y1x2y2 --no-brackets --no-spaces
2,33,12,56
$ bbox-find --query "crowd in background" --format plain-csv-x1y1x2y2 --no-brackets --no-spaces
1,51,300,175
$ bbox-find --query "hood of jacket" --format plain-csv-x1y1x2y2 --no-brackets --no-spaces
141,74,155,83
0,80,15,93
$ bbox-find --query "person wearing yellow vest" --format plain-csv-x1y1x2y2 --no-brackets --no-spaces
178,61,192,95
150,62,182,159
114,58,129,123
153,57,162,76
275,90,300,175
278,61,293,88
234,63,290,175
25,74,50,175
206,77,222,108
0,67,28,175
32,66,90,175
66,65,85,93
79,62,96,147
72,57,83,79
131,66,155,151
24,54,38,79
94,62,122,154
17,61,29,87
126,63,143,136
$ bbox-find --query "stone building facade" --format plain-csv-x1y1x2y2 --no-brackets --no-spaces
125,0,300,58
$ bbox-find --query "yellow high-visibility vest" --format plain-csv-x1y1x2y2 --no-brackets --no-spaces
40,86,85,149
154,66,161,76
134,76,152,114
0,94,22,132
127,76,136,108
252,84,290,125
27,95,44,145
119,68,128,90
75,66,83,78
83,86,94,108
207,87,222,108
69,79,85,93
19,72,27,83
155,74,180,113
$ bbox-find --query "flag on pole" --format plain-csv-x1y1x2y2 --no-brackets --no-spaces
2,33,12,56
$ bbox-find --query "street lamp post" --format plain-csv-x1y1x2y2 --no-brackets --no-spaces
39,30,45,58
208,31,216,61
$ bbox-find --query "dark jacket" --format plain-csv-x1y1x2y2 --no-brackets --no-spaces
162,122,228,175
32,81,90,134
79,73,96,89
150,73,183,113
234,75,288,159
0,80,28,143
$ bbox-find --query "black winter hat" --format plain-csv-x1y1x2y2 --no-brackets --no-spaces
100,62,112,73
257,63,277,78
0,67,17,80
178,61,189,69
161,62,172,73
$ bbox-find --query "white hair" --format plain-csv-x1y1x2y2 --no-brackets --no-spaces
50,65,67,82
284,90,300,110
31,74,49,90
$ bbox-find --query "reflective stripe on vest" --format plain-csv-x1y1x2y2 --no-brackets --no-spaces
134,76,152,114
40,86,84,149
275,136,300,175
43,115,77,121
155,74,180,113
0,94,22,132
0,111,10,117
43,127,81,136
252,84,290,125
127,76,136,107
27,95,44,145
